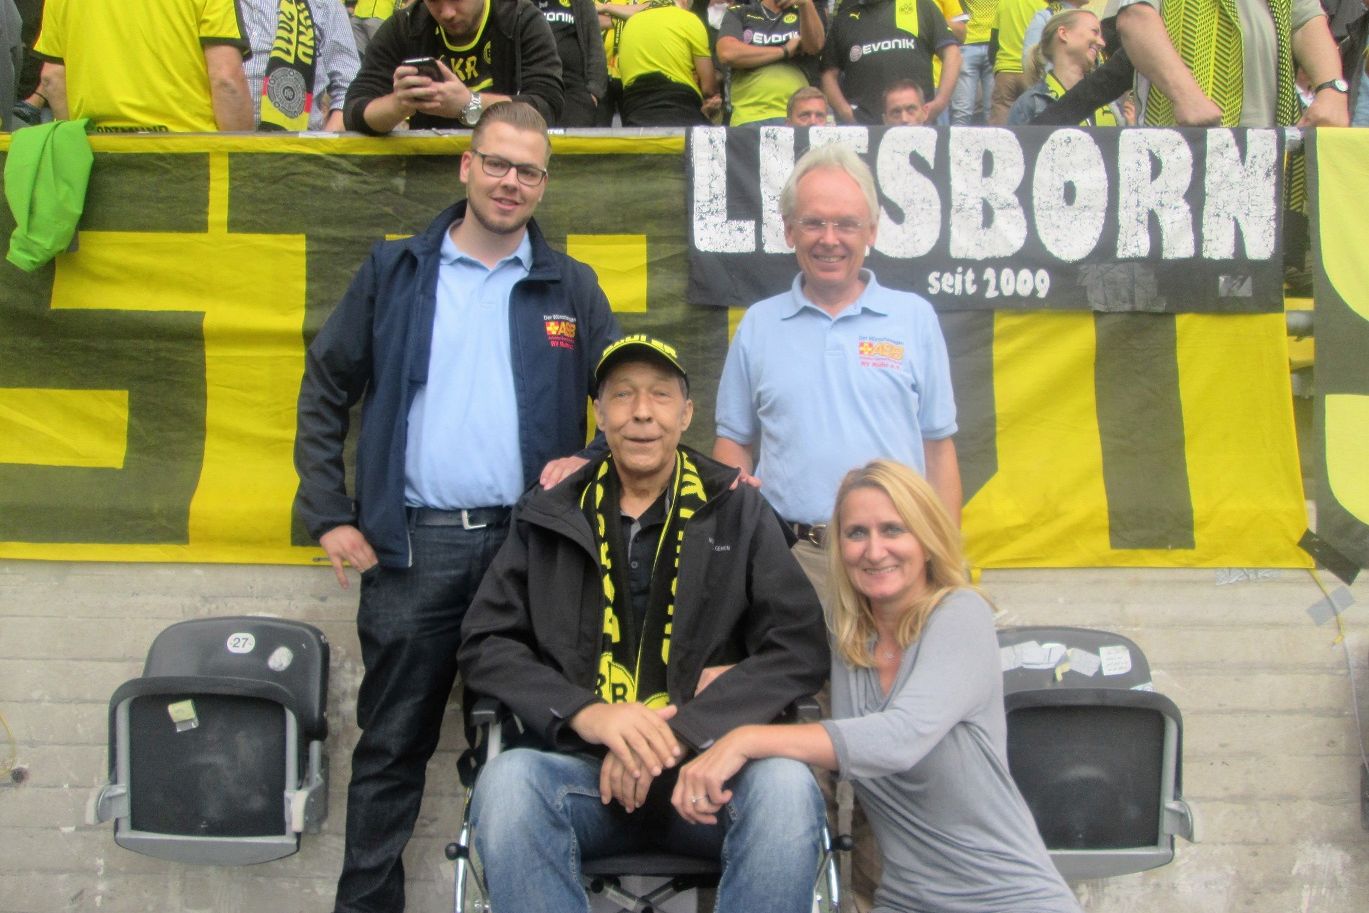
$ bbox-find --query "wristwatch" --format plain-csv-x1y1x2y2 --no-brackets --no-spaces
1312,78,1349,95
461,92,483,126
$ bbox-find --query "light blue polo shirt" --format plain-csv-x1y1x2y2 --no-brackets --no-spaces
716,271,957,525
403,228,531,509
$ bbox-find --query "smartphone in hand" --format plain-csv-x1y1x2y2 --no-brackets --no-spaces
401,57,445,82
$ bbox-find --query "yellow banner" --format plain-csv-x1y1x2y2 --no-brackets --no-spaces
0,133,1311,568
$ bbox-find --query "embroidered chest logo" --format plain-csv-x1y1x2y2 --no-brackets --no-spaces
857,337,905,369
544,314,578,349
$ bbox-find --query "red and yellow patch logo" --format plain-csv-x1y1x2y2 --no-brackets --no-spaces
857,337,905,369
544,315,578,350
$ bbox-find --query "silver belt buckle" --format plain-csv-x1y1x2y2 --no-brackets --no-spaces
460,509,488,530
806,524,826,546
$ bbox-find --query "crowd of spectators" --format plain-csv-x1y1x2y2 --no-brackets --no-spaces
3,0,1367,133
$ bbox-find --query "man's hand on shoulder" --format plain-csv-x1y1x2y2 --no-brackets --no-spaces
728,469,761,491
319,524,379,588
570,702,683,779
540,455,589,489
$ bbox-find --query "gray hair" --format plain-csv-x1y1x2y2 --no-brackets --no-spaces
779,143,880,224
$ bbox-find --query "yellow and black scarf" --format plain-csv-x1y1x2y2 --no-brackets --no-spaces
260,0,319,131
1045,71,1120,125
1145,0,1297,127
583,451,706,709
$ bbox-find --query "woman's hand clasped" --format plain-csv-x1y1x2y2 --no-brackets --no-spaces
670,727,755,824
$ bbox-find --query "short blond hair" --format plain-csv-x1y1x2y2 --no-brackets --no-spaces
787,85,829,120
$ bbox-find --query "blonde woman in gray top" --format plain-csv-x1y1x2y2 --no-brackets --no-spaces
672,460,1081,913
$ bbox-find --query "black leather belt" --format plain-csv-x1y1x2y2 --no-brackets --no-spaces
407,506,511,529
789,522,827,546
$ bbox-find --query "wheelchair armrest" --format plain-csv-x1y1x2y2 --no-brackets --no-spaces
469,696,507,729
792,696,821,723
775,695,822,724
458,696,514,787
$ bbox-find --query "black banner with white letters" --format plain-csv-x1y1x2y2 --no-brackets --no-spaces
687,126,1285,313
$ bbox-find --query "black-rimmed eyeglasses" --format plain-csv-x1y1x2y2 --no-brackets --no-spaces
471,149,548,187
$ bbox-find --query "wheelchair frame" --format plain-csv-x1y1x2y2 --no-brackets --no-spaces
445,698,846,913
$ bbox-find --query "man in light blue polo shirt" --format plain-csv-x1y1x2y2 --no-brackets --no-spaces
713,140,961,913
293,101,618,913
714,141,961,584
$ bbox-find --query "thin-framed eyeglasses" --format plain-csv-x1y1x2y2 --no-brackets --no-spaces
794,217,868,237
471,149,548,187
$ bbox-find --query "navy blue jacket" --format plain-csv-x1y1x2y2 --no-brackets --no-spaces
293,201,619,567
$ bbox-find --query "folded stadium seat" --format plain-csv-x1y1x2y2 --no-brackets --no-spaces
997,626,1197,880
92,616,330,864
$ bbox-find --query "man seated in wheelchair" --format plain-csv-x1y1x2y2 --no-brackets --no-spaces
459,334,829,912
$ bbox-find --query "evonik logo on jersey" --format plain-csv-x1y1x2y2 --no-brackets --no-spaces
849,36,918,62
744,28,798,45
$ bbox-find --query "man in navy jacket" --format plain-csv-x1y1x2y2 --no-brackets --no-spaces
293,101,617,913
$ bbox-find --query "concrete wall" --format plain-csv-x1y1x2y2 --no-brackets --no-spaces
1,560,1366,913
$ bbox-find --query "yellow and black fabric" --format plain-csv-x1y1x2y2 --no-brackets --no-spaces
1144,0,1297,127
1008,71,1121,124
535,0,608,126
993,0,1038,74
821,0,956,124
433,0,498,97
342,0,565,131
962,0,996,43
618,4,714,125
618,4,711,94
719,1,827,126
584,451,707,708
353,0,396,16
259,0,320,131
31,0,250,132
0,131,1315,571
1307,129,1369,579
599,0,674,79
931,0,967,84
1047,71,1119,124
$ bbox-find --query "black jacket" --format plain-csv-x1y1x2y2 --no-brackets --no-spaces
1331,0,1366,116
343,0,565,132
293,201,617,567
459,447,830,753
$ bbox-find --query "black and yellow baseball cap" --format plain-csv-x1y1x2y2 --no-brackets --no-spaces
594,335,689,395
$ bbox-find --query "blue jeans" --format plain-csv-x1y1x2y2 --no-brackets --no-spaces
951,43,994,126
472,748,825,913
335,516,511,913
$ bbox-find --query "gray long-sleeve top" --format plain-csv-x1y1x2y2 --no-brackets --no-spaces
821,589,1083,913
